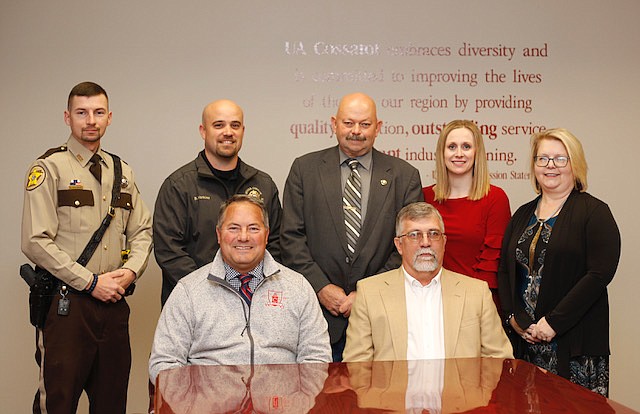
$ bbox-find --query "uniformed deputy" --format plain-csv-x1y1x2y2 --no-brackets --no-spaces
21,81,153,414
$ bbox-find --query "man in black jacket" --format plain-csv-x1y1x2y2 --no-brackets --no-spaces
154,99,282,305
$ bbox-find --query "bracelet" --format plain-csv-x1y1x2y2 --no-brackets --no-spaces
504,313,515,328
86,274,99,293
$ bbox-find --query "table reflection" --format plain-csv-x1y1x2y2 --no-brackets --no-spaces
156,363,327,414
155,358,638,413
344,358,502,413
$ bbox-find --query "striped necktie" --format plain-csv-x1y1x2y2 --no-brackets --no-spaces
239,273,253,305
343,159,362,258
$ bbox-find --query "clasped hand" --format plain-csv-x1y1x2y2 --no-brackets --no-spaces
90,268,135,303
317,284,356,318
511,316,556,344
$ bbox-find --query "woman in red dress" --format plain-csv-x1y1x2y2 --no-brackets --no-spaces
423,120,511,310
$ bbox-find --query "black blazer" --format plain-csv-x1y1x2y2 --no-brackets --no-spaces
498,190,620,376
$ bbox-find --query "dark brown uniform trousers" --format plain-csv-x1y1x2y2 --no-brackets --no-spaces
32,292,131,414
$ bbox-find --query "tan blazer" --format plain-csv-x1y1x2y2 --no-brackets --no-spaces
347,358,504,413
343,268,513,361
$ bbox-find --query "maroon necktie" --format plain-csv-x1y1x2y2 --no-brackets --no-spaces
239,273,253,305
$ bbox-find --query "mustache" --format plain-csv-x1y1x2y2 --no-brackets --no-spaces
412,247,439,272
345,134,366,141
415,247,436,259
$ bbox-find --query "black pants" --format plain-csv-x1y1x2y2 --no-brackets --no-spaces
332,330,347,362
33,292,131,414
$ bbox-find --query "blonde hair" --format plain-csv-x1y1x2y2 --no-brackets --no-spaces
433,120,490,202
530,128,588,194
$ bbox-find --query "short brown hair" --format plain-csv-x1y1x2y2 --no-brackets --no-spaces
67,82,108,109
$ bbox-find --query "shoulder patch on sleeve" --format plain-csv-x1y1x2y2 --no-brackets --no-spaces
26,166,46,191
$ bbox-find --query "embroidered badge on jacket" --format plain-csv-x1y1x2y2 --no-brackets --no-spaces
245,186,264,202
266,290,285,308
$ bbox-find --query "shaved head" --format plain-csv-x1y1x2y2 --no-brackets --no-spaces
331,92,382,158
199,99,245,170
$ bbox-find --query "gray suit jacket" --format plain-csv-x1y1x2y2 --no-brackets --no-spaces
281,146,423,342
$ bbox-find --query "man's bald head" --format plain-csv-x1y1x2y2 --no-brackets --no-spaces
331,92,382,158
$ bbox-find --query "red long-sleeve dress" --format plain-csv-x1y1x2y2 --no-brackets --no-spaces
422,185,511,289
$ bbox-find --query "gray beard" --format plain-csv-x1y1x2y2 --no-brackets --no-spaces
412,248,439,272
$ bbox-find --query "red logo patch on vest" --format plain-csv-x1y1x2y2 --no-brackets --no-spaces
266,290,285,308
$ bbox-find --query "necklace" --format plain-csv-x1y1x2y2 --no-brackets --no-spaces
534,197,567,223
528,197,567,268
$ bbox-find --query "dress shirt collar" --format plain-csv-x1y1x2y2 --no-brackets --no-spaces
66,135,106,168
338,148,372,172
402,266,443,289
223,260,265,284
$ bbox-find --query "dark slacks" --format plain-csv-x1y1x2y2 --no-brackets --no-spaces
33,292,131,414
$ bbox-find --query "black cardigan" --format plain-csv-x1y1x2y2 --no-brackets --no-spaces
498,190,621,376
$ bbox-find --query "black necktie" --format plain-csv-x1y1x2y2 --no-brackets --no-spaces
90,153,102,183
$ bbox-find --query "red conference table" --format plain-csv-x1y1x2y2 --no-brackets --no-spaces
155,358,638,413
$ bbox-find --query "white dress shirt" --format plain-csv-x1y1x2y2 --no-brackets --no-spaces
404,266,445,360
405,359,444,413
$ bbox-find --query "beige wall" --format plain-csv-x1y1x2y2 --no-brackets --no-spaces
1,1,639,412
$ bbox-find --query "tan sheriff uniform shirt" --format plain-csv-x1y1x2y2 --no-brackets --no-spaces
21,136,152,291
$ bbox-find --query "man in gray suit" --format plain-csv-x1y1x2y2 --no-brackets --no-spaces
281,92,423,361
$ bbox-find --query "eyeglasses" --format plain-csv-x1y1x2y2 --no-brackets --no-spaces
397,230,444,243
534,156,570,168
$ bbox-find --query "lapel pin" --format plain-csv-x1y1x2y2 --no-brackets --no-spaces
380,179,388,186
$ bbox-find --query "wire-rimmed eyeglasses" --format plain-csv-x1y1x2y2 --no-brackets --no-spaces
396,230,444,243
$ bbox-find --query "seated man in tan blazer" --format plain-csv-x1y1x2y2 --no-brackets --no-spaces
343,202,513,361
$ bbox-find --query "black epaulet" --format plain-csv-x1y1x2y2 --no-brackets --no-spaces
38,145,67,159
